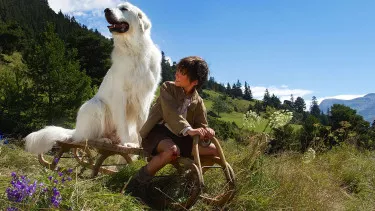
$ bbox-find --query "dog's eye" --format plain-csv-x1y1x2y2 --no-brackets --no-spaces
120,7,128,11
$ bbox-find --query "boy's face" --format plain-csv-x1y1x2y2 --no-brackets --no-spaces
175,69,197,90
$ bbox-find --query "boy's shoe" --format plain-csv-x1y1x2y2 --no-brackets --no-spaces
125,166,153,203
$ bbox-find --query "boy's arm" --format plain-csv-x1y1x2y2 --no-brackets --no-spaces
160,83,191,135
192,99,216,139
194,98,208,128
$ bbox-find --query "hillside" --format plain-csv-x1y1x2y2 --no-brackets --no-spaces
319,93,375,123
0,0,112,85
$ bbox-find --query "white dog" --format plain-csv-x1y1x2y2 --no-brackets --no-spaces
25,2,161,154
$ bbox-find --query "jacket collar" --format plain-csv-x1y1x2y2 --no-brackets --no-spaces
176,85,199,104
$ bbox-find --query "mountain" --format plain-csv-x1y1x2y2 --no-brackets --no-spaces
319,93,375,123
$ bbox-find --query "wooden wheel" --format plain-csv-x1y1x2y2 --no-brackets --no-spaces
38,142,74,172
192,136,236,207
72,147,95,167
73,146,133,177
147,157,202,210
199,157,236,207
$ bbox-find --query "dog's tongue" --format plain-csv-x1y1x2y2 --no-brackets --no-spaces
107,23,127,29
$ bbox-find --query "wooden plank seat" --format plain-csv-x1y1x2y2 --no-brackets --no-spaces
38,138,148,177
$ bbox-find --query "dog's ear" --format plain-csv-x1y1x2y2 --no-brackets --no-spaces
138,12,151,32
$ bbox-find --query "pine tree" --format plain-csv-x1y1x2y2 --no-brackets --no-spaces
225,83,231,96
290,94,294,108
243,81,253,101
234,79,243,98
207,77,215,90
263,89,271,108
270,94,281,109
160,51,174,83
25,23,92,126
310,96,321,118
0,52,33,134
294,97,306,113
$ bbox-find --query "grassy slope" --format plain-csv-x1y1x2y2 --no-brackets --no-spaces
203,89,252,127
1,141,375,210
203,89,302,132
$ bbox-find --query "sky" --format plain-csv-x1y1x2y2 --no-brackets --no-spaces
47,0,375,108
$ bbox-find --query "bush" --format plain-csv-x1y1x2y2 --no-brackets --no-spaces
207,116,242,141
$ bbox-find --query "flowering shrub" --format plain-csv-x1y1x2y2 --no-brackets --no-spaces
243,109,293,132
242,110,295,157
3,169,73,210
243,110,261,130
268,110,293,130
302,148,316,163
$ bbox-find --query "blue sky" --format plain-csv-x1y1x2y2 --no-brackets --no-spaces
47,0,375,107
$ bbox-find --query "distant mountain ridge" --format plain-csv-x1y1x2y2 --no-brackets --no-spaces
319,93,375,123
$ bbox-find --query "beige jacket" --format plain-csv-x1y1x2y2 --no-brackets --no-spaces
139,81,208,138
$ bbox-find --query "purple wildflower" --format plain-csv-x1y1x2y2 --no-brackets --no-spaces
58,172,63,177
6,174,37,203
53,158,60,163
6,207,18,211
53,179,58,184
67,168,73,173
67,177,72,181
48,176,53,181
51,187,62,207
11,172,16,178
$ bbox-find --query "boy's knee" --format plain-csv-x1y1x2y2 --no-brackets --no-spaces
170,145,180,157
166,145,180,160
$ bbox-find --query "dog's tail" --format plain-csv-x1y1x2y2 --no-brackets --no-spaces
25,126,75,154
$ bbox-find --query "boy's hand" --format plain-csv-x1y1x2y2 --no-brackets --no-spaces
187,127,215,140
204,128,215,140
187,127,207,140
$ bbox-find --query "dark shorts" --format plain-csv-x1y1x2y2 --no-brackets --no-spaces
141,124,193,157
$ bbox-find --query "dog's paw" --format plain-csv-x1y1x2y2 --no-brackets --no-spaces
124,143,139,148
103,138,113,144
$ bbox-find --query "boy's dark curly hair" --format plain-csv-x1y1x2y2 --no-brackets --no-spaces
176,56,209,89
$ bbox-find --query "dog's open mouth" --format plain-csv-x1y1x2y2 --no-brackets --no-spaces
107,22,129,33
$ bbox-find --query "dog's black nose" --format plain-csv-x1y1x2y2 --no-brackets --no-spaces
104,8,110,13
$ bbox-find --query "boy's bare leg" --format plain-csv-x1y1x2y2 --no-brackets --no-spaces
198,143,219,157
145,139,180,175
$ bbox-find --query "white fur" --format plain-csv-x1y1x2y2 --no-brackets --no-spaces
25,2,161,154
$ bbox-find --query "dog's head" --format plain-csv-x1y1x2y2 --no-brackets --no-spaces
104,2,151,36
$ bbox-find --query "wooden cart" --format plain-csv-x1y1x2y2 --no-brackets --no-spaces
38,136,235,209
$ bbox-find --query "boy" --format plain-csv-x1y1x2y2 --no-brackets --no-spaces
127,56,218,200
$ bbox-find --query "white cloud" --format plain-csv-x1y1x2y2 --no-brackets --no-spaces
70,11,88,17
280,84,288,89
165,56,173,66
48,0,122,13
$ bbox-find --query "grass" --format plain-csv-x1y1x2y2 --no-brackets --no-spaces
2,139,375,210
